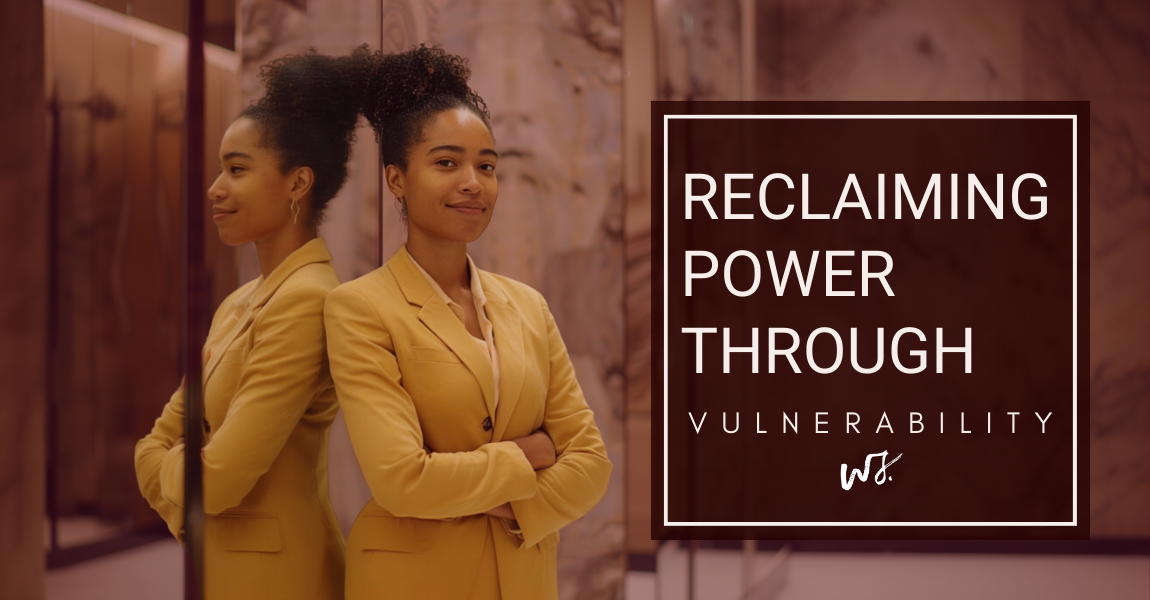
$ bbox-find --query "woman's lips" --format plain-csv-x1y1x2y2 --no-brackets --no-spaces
447,205,484,216
212,211,236,222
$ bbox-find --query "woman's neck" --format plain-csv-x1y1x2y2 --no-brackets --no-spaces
255,225,316,279
407,234,469,295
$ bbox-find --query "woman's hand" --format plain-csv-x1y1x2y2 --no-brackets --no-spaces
511,430,556,471
482,503,515,519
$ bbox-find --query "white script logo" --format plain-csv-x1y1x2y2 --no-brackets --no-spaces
840,451,902,490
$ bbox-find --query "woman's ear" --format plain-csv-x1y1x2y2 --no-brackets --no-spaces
385,164,406,200
290,166,316,201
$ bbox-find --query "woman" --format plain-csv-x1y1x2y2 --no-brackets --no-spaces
134,48,368,600
325,46,613,600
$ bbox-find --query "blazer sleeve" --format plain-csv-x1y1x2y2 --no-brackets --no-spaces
324,284,538,520
139,280,334,516
508,295,613,549
134,284,243,542
134,385,188,542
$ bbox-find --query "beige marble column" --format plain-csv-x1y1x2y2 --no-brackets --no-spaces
0,0,48,597
622,0,657,559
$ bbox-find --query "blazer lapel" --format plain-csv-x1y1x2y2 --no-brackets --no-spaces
391,247,498,419
202,238,333,388
483,273,526,443
416,302,498,418
201,299,256,387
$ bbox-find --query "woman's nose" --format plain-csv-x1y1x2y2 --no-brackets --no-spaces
459,167,482,194
207,176,226,201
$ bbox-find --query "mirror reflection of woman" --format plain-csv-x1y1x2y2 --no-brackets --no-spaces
325,47,613,600
134,49,367,600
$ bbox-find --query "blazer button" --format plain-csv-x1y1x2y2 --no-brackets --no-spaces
482,417,493,432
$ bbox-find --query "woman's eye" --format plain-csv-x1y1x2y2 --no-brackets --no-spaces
436,159,455,167
480,163,496,172
230,165,244,174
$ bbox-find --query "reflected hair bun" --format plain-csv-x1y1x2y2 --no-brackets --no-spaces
258,45,374,134
241,46,374,225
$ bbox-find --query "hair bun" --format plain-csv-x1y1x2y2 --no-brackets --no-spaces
362,44,489,135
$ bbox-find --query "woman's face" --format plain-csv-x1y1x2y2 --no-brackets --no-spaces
207,117,311,246
389,107,498,246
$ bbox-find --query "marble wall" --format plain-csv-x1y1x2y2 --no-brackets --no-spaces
0,0,47,597
650,0,1149,538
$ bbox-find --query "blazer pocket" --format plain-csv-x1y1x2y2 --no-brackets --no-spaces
404,346,462,364
355,514,442,553
212,346,247,368
536,530,560,552
209,511,282,552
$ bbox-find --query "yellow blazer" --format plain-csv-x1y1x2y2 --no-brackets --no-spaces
134,238,345,600
324,245,612,600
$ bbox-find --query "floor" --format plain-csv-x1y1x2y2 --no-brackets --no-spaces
44,516,130,550
46,538,1149,600
47,539,182,600
626,543,1150,600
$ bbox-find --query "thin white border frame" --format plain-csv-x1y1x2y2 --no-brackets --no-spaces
661,113,1079,527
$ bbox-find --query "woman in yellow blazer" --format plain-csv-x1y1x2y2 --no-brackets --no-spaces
134,49,369,600
325,47,613,600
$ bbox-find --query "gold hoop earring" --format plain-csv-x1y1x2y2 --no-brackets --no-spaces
291,198,300,225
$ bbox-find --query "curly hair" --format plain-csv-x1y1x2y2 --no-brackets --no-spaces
240,45,374,226
361,45,491,170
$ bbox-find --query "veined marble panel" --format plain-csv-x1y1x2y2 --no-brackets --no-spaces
1087,98,1149,538
240,0,311,106
1024,0,1148,538
755,0,1025,101
1024,0,1150,101
656,0,743,100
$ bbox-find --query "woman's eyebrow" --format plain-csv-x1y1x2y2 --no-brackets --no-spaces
426,145,499,159
222,151,254,161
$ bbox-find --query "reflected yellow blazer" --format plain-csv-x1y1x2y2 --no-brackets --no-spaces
324,246,612,600
134,238,344,600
